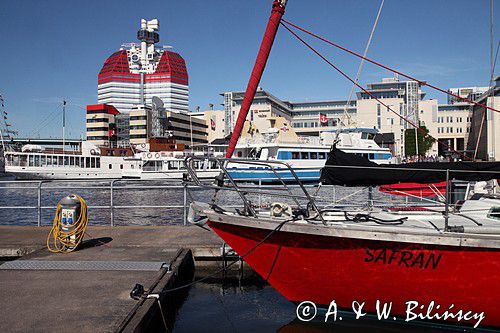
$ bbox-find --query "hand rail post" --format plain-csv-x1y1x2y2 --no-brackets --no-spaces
444,169,450,232
37,181,42,227
368,186,373,210
110,180,115,227
183,183,187,226
258,179,262,208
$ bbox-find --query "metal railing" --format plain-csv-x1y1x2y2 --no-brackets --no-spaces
0,177,397,227
0,166,483,228
0,179,193,227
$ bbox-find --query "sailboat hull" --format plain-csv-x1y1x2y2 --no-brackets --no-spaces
207,220,500,329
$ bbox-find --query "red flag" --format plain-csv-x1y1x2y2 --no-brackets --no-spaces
319,113,328,124
210,118,216,131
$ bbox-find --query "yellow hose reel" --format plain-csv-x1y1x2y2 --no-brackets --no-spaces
47,194,88,253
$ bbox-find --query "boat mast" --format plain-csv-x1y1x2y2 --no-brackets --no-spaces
0,94,10,152
226,0,287,158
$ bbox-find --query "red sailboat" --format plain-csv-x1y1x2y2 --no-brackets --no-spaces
189,153,500,329
187,0,500,330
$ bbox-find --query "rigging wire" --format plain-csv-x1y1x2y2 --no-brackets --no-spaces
281,19,500,115
280,22,469,160
493,41,500,79
29,100,82,138
156,217,292,295
339,0,384,128
489,0,495,87
477,1,497,159
29,102,64,137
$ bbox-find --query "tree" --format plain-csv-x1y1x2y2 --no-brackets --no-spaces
404,125,434,157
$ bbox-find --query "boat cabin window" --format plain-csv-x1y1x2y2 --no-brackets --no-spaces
280,151,328,160
143,160,161,171
361,132,375,140
173,161,180,169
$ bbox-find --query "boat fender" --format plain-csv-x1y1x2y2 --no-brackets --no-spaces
187,203,208,226
270,202,292,218
90,149,96,155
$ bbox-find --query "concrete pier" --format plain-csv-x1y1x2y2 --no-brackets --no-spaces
0,225,228,333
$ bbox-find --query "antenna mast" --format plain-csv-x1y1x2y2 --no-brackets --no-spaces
62,100,66,153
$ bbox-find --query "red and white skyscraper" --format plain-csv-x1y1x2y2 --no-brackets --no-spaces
97,19,189,115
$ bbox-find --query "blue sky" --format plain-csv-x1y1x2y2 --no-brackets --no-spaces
0,0,497,138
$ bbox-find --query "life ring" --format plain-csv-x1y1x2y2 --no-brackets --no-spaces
155,153,160,159
147,153,152,159
140,143,146,149
90,149,96,155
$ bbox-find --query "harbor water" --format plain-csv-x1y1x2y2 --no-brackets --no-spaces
0,176,411,227
172,272,477,333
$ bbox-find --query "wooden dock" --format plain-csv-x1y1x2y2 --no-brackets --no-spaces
0,225,228,332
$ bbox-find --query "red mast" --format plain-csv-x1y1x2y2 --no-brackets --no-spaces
225,0,287,158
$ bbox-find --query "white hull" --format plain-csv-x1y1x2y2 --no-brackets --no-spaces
6,167,123,180
123,169,220,180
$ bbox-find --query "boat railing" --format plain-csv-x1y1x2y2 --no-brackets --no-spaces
184,156,327,223
184,157,500,231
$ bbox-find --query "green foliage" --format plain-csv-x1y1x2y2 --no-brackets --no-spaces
404,125,435,156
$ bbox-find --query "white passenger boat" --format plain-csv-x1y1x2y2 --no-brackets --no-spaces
4,139,222,180
122,150,221,180
229,128,392,182
4,141,139,180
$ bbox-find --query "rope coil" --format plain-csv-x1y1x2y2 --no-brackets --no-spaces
47,195,88,253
